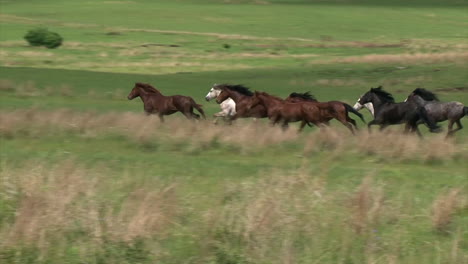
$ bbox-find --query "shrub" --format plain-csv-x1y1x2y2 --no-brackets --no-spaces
24,28,63,49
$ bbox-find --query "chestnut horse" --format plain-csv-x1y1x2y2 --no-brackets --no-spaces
285,92,365,130
127,82,205,122
213,84,267,121
249,91,357,133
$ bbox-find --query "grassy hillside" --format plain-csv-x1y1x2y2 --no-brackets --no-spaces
0,0,467,263
1,0,467,73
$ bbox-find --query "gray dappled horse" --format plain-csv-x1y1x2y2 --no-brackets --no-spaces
405,88,467,137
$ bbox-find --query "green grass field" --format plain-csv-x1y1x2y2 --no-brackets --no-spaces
1,0,468,263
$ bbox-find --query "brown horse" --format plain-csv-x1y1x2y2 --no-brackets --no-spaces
249,91,357,133
213,84,267,121
285,92,365,130
127,82,205,122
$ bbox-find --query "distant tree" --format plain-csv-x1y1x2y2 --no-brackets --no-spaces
24,28,63,49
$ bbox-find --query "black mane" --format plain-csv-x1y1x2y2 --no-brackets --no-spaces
215,84,253,96
289,92,317,101
412,88,439,101
370,86,395,103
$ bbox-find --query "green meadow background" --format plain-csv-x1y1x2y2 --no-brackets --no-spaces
0,0,467,263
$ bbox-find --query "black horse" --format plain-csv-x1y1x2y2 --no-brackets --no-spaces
405,88,467,137
357,86,441,136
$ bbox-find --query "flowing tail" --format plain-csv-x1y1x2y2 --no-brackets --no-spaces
418,107,441,133
194,103,206,119
344,103,365,123
464,106,468,117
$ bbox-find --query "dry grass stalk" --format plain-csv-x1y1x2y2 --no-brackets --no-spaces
105,185,178,242
350,176,385,234
431,188,464,232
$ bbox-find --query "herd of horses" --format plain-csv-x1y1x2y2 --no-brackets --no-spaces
127,82,468,137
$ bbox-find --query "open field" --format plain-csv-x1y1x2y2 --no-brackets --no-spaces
1,0,468,263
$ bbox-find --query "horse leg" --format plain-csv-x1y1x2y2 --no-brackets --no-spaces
298,120,309,132
379,124,388,132
367,120,377,133
188,107,201,120
406,121,422,138
446,119,463,138
281,121,289,131
347,117,358,130
158,114,165,123
339,118,355,135
413,125,423,138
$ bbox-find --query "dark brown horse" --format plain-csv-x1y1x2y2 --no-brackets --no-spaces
213,84,267,121
249,91,357,133
285,92,365,130
127,82,205,122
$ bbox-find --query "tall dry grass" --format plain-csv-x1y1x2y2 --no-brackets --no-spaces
1,109,466,161
431,188,466,232
0,156,466,262
0,161,179,260
200,170,467,264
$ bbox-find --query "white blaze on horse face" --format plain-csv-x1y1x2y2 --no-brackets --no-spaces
205,88,221,101
353,98,363,110
353,98,374,117
364,102,374,117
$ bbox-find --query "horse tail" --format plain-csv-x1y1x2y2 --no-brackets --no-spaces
418,107,441,133
344,103,365,123
194,103,206,119
464,106,468,117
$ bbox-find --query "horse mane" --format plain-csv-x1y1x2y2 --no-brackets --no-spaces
370,86,395,103
217,84,253,96
412,88,439,101
257,91,284,101
135,82,161,94
289,92,317,101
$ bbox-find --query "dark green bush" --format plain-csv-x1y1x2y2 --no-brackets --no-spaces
24,28,63,49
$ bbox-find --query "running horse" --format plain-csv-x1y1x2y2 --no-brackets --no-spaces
405,88,467,137
127,82,206,122
205,83,237,124
285,91,365,130
213,84,267,121
248,91,358,133
356,86,441,136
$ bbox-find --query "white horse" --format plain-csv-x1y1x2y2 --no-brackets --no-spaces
353,99,375,117
205,84,237,123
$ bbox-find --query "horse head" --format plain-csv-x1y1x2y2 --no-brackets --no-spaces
215,88,231,104
205,84,222,101
359,86,394,105
127,83,142,100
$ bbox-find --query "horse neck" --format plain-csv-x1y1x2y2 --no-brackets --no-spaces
412,95,429,106
138,87,160,103
148,88,163,97
226,91,249,104
368,94,389,111
259,94,282,108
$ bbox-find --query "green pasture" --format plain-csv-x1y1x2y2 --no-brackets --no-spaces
1,0,468,263
1,0,468,74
